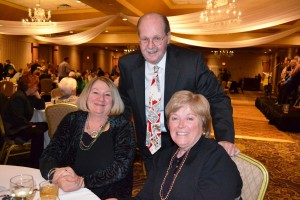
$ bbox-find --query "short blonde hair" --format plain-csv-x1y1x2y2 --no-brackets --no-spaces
165,90,212,137
76,77,124,115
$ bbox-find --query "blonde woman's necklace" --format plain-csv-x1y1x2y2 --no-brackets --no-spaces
159,148,190,200
79,116,109,151
86,116,107,138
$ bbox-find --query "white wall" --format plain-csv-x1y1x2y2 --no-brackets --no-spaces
0,35,32,69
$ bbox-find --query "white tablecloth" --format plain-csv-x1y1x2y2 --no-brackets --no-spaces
31,102,54,148
0,165,100,200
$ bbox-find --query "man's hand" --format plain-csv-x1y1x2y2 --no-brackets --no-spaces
218,141,240,157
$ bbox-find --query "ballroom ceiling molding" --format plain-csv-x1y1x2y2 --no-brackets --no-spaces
0,0,299,48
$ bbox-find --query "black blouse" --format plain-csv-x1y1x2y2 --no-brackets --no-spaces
39,111,136,199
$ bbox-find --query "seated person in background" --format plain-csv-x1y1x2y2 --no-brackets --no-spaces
2,73,48,168
279,61,300,105
229,81,239,94
124,90,242,200
277,59,298,104
68,71,76,78
55,77,78,104
39,77,136,199
12,68,23,81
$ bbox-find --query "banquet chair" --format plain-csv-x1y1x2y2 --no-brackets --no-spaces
232,153,269,200
131,118,147,176
0,115,31,165
40,78,53,96
0,80,14,97
45,103,78,139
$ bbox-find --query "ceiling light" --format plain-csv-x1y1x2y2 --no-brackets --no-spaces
200,0,241,26
211,49,234,58
22,0,54,26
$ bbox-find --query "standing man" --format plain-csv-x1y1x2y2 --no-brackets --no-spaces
58,57,71,81
118,12,239,173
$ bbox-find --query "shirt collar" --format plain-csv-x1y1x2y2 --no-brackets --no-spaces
146,52,167,72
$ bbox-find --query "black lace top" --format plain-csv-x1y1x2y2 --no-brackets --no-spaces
39,111,136,199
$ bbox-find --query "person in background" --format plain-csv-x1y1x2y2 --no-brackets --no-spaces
118,12,239,174
279,59,300,105
68,71,76,79
76,74,86,95
39,77,136,199
97,67,105,77
2,73,48,168
277,59,297,105
4,59,16,78
0,62,4,80
88,69,97,81
12,68,23,81
39,60,47,73
54,77,78,104
120,91,242,200
111,65,120,77
31,59,41,74
58,57,72,81
257,73,262,83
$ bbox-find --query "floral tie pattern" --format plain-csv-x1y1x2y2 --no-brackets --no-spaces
146,65,161,154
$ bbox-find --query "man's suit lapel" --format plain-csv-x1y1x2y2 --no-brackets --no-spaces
132,58,146,124
165,45,180,105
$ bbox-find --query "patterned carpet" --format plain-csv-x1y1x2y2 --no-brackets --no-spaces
132,91,300,199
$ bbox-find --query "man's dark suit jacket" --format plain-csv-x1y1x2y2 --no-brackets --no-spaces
118,44,234,160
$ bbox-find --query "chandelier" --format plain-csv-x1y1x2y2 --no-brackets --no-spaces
200,0,241,26
22,1,54,25
124,45,138,54
212,49,234,59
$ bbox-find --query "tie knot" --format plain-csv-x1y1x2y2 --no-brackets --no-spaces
154,66,159,73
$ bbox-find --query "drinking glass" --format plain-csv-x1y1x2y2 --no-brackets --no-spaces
282,104,290,114
10,174,34,200
39,180,59,200
39,195,60,200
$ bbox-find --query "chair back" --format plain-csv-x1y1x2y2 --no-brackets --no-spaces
51,88,62,99
0,81,14,97
232,153,269,200
45,103,78,139
0,114,31,164
40,78,53,96
0,93,9,115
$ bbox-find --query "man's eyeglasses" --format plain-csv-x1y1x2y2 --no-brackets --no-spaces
140,35,166,46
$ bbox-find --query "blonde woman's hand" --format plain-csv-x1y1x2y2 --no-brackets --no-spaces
52,167,74,183
56,175,84,192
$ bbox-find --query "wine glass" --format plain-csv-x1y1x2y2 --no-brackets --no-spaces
10,174,34,200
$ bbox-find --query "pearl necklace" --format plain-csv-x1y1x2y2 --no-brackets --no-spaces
79,117,109,151
159,148,190,200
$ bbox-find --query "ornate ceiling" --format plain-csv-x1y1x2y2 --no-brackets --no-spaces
0,0,299,50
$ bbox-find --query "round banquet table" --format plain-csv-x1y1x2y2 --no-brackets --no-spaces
0,165,100,200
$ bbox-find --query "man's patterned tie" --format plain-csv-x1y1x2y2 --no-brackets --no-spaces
146,65,161,154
